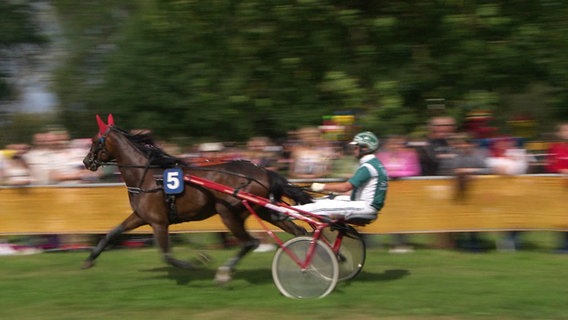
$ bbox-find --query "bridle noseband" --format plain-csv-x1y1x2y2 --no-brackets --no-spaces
87,127,115,169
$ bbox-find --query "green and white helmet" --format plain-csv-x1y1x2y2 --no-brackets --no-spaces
350,131,379,153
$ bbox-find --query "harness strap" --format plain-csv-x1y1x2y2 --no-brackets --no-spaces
166,194,183,224
232,177,254,197
127,186,162,194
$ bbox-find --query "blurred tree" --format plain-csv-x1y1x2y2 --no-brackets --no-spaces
1,113,56,147
51,0,137,138
50,0,568,141
0,1,45,103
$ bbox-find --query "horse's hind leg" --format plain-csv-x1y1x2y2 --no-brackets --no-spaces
82,212,146,269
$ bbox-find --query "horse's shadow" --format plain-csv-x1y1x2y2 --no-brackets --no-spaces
140,265,274,286
140,265,410,287
356,269,410,282
328,269,411,296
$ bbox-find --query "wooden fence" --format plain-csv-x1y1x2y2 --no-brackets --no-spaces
1,175,567,235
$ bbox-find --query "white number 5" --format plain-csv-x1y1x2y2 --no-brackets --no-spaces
163,169,183,194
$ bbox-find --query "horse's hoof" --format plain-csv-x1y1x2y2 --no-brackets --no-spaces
214,266,232,284
81,260,94,270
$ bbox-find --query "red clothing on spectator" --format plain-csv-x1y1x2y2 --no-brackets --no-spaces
546,142,568,173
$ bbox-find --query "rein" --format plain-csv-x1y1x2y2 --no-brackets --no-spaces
189,165,271,192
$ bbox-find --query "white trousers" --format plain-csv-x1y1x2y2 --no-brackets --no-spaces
292,197,378,222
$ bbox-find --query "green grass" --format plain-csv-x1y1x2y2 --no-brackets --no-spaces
1,233,567,320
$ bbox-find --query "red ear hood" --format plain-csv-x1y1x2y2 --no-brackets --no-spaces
96,114,115,136
96,114,108,136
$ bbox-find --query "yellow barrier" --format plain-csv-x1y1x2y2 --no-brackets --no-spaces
1,175,567,235
375,175,568,233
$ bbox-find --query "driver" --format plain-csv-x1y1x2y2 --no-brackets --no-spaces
292,131,388,222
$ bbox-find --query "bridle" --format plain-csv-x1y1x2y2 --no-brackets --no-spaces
85,127,114,170
87,126,160,170
86,126,165,194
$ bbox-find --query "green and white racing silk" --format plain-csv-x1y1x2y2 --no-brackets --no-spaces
348,154,388,211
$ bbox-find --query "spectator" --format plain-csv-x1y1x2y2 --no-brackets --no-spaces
329,142,358,179
415,116,457,176
546,123,568,177
486,136,532,251
196,142,227,166
413,116,457,249
245,136,279,171
288,127,334,179
275,134,296,175
377,135,421,179
21,130,94,185
448,133,490,251
70,138,106,183
20,130,98,250
486,136,532,176
50,131,100,184
22,132,55,185
377,135,420,253
1,144,32,186
545,123,568,253
449,133,490,201
0,151,4,181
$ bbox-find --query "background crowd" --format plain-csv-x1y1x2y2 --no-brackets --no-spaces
2,116,561,185
1,115,568,255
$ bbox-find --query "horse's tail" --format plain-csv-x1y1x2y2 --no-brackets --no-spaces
266,170,313,205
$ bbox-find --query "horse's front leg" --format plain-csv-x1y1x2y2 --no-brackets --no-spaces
82,212,146,269
152,223,196,270
214,208,259,284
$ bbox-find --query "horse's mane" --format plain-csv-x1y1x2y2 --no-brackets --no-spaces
112,126,183,168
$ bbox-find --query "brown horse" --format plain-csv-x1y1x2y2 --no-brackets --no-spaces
81,114,311,282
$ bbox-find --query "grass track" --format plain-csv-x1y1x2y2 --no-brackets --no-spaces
1,241,567,320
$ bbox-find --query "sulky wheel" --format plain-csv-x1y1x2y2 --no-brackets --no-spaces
321,225,366,281
271,236,339,299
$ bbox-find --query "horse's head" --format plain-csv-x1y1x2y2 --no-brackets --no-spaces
83,114,116,171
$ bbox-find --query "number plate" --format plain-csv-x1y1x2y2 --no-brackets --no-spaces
163,168,184,194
